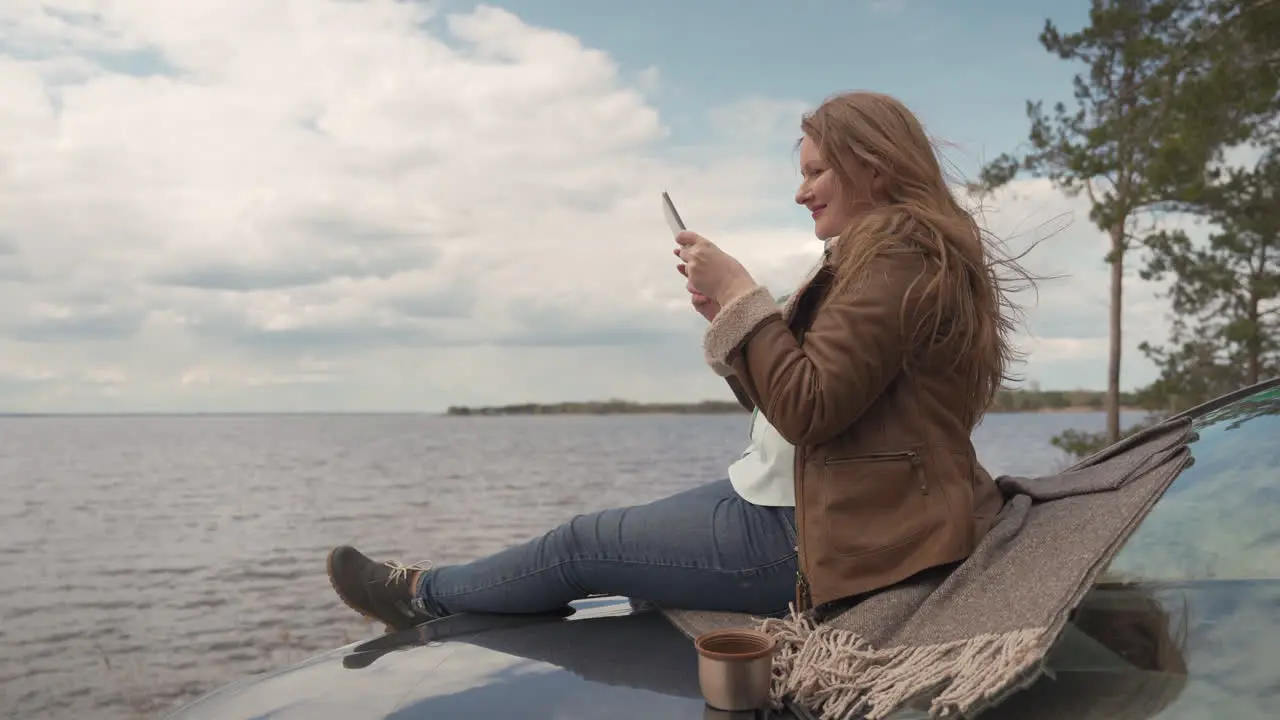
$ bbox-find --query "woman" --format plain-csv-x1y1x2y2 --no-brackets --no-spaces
327,91,1025,629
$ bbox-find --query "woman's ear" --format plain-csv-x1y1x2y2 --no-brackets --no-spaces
870,167,889,198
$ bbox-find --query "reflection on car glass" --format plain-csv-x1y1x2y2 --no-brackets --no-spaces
1068,582,1187,674
1104,391,1280,582
991,577,1279,718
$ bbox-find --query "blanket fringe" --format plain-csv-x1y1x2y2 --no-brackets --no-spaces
758,609,1052,720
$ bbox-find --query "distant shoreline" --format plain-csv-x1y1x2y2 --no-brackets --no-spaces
445,395,1144,417
445,401,748,416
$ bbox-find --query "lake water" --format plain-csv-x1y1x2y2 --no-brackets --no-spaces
0,410,1144,719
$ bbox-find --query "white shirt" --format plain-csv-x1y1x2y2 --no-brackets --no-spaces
727,408,796,507
721,262,831,509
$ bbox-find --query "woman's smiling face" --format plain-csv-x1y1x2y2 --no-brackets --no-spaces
794,133,879,241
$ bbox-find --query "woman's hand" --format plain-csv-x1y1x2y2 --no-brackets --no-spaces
673,231,757,308
677,264,721,321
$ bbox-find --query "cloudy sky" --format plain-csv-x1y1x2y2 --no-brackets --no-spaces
0,0,1185,412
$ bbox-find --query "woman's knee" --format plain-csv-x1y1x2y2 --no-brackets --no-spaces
546,508,621,559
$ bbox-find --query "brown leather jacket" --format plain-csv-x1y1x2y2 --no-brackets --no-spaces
704,246,1004,610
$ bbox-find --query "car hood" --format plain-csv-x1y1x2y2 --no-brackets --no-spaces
165,597,923,720
164,589,1235,720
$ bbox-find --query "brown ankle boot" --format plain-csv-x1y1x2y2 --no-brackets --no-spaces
326,546,438,631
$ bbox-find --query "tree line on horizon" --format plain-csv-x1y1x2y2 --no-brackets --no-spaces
979,0,1279,457
444,387,1138,416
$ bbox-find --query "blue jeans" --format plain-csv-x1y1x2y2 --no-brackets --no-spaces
413,479,798,616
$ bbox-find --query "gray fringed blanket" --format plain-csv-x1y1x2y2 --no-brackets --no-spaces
662,416,1196,719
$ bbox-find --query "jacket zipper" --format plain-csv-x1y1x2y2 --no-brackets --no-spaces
794,444,812,612
823,450,927,494
796,568,811,611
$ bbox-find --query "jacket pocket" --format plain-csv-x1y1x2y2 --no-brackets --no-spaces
818,450,937,558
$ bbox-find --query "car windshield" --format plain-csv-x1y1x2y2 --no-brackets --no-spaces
1017,385,1280,719
1105,384,1280,583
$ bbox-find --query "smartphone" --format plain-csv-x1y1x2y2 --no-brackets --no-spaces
661,191,686,237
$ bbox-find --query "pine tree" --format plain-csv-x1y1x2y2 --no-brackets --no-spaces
980,0,1217,444
1140,149,1280,410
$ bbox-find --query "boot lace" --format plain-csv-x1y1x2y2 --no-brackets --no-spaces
382,559,432,586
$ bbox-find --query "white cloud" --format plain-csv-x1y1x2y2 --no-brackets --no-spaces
955,176,1203,391
0,1,1183,411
